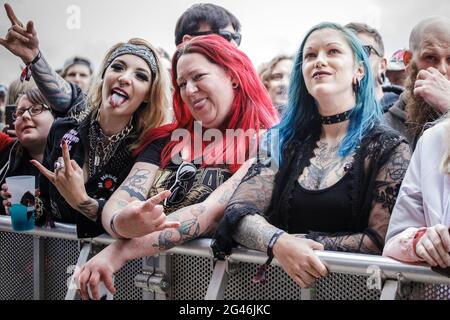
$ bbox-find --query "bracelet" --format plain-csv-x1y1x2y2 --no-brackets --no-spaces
110,212,130,240
253,229,285,284
267,229,285,259
20,51,42,82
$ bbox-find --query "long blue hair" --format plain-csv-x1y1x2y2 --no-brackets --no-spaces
270,22,382,165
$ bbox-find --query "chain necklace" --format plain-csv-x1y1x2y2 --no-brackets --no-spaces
88,115,133,178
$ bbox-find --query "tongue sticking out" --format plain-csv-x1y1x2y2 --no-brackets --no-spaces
109,92,127,108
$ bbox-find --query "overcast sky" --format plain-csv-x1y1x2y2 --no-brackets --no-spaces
1,0,449,86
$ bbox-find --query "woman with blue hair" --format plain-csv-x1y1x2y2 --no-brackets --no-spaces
212,22,411,288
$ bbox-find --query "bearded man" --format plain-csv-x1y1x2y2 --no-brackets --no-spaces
385,16,450,150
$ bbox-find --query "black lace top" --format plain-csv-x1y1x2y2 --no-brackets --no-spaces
212,124,411,256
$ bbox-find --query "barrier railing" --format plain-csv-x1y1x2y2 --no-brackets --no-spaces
1,216,449,300
0,216,142,300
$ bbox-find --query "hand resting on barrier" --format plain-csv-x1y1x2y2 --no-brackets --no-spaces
414,225,450,268
74,243,123,300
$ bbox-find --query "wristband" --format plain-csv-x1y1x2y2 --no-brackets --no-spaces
21,51,42,82
253,229,285,284
267,229,285,259
110,212,130,240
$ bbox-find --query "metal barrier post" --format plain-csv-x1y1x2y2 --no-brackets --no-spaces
33,236,45,300
64,243,92,300
380,280,399,300
205,260,229,300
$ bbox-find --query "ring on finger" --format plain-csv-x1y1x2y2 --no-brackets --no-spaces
54,160,65,172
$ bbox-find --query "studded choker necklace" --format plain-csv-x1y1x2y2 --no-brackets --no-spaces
320,108,353,125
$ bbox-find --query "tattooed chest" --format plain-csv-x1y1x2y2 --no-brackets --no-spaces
298,141,353,190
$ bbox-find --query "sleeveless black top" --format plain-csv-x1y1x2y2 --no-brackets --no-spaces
288,173,352,234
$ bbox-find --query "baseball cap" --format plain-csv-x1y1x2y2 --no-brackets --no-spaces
387,50,406,71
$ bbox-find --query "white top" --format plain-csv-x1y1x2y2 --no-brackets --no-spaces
383,120,450,262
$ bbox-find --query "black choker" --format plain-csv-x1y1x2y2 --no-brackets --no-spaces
320,109,353,124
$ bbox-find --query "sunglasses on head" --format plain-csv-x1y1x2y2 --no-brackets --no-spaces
188,30,242,46
362,45,382,58
164,162,197,206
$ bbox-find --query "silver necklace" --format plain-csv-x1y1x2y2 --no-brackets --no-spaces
88,115,133,178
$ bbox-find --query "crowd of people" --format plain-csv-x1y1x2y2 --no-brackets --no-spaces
0,2,449,299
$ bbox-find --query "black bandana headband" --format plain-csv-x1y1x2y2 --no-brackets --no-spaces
103,43,158,77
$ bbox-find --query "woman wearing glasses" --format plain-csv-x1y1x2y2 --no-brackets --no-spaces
0,89,53,216
0,4,177,237
75,35,279,299
211,22,412,288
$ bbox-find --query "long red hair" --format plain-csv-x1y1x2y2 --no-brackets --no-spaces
135,35,279,173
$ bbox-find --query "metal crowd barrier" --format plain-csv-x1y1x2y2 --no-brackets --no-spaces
1,216,449,300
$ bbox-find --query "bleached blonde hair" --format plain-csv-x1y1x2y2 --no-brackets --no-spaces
87,38,171,151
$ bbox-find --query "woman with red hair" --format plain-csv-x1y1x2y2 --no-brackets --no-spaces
76,35,278,299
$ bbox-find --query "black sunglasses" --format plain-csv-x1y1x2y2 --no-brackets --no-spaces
164,162,197,206
188,30,242,46
362,45,382,58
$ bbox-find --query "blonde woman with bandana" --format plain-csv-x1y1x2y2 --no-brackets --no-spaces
0,4,179,237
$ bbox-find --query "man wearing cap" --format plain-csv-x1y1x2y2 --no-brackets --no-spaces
385,16,450,150
386,50,407,87
61,56,93,93
346,22,403,113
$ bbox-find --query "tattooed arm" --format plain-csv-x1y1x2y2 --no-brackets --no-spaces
76,198,100,222
0,5,73,112
112,159,254,241
221,155,328,288
75,160,256,299
101,161,160,238
306,141,412,254
233,214,281,252
31,56,73,112
212,157,278,256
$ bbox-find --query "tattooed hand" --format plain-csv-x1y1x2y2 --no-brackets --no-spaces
31,140,97,220
0,4,40,64
112,191,181,239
